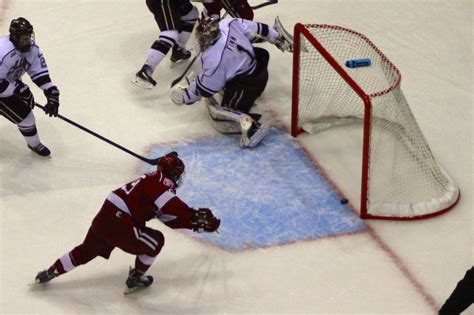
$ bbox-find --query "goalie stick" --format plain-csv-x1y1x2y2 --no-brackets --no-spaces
170,54,199,88
35,104,160,165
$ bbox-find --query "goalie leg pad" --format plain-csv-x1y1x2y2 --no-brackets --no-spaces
206,96,251,134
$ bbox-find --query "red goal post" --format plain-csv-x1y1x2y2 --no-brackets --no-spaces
291,23,460,220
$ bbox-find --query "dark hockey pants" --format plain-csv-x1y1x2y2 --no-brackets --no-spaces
221,47,270,114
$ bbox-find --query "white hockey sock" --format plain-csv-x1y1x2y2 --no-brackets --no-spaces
177,31,192,50
17,111,40,148
145,49,166,73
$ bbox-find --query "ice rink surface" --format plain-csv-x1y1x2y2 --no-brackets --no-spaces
0,0,472,314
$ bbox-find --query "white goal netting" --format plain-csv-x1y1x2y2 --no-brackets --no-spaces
292,24,459,219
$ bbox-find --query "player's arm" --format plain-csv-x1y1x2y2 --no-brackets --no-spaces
0,59,16,98
0,60,35,107
155,192,220,233
27,46,60,116
237,18,293,52
171,62,226,105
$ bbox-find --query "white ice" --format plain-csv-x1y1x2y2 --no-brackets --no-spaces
0,0,472,314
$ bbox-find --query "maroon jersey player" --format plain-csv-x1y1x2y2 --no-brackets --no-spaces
203,0,254,20
34,152,220,294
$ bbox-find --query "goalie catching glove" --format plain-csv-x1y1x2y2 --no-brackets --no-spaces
189,208,220,233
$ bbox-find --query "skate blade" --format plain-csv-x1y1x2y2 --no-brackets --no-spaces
28,279,46,288
248,124,271,148
131,77,155,89
123,285,150,295
169,59,189,68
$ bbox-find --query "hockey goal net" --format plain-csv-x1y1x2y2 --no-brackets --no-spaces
291,23,460,220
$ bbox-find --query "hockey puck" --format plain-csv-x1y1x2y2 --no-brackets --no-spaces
340,198,348,204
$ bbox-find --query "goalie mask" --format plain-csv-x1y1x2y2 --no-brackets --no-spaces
9,17,35,52
196,17,221,51
157,151,185,187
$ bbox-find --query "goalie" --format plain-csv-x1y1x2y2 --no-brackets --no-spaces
170,16,292,148
34,152,220,294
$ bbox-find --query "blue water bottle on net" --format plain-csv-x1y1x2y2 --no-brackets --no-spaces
345,58,371,68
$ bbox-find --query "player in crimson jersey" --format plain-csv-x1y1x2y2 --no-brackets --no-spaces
34,152,220,294
202,0,254,20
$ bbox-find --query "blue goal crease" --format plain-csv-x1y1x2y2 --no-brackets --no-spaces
143,128,366,251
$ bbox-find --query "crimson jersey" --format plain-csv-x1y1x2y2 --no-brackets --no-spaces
107,171,194,229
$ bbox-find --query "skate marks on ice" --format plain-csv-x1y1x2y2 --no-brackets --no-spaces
143,128,366,251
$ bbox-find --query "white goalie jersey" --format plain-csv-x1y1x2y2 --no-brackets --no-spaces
181,18,281,104
0,36,53,98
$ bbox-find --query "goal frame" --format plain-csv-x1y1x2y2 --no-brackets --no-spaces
291,23,460,220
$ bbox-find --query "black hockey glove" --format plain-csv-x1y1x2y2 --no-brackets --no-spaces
43,86,60,117
189,208,220,233
14,80,35,109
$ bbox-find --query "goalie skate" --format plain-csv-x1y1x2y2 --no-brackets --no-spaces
240,120,270,148
123,267,154,295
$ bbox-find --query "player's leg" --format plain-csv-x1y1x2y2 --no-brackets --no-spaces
133,0,182,88
35,225,112,284
220,47,271,147
171,1,198,64
206,96,253,135
90,202,165,292
0,96,50,156
439,266,474,314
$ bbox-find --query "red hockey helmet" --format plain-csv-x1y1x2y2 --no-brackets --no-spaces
9,17,34,52
196,17,220,51
157,151,185,187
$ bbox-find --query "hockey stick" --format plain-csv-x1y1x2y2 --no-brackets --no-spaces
170,54,199,88
190,0,278,10
35,104,160,165
251,0,278,10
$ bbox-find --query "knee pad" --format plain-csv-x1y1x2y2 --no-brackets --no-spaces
159,30,180,48
180,5,198,26
17,110,35,128
17,111,37,136
146,229,165,256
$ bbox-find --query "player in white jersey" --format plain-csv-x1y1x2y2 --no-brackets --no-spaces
132,0,199,89
170,17,292,148
0,17,60,156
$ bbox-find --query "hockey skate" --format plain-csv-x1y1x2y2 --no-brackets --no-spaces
28,143,51,157
35,269,56,284
132,65,156,89
124,267,154,295
240,120,270,148
170,46,191,67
